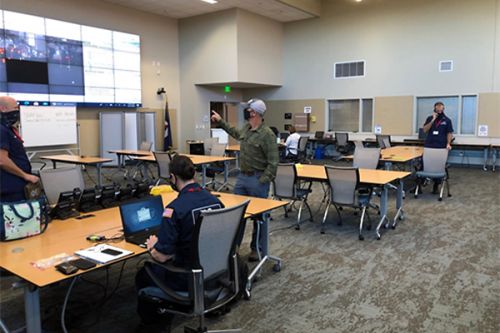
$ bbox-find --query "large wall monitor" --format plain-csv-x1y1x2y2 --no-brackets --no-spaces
0,10,141,107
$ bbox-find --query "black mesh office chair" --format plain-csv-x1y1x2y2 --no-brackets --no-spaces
335,132,351,160
138,200,249,333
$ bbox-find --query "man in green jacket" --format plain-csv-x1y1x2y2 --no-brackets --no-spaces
211,98,278,261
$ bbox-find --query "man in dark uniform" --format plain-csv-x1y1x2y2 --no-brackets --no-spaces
422,101,453,193
211,98,278,261
0,96,39,202
135,155,223,331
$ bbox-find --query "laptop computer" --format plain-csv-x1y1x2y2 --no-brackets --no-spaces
119,195,164,247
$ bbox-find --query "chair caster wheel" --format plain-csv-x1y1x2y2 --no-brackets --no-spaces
438,198,442,201
244,289,251,300
391,225,396,230
414,195,418,198
358,235,364,241
320,230,325,234
295,225,300,230
448,194,452,197
273,263,282,272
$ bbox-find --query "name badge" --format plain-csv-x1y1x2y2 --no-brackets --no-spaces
433,131,439,135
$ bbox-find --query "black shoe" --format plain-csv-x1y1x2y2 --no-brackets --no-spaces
248,250,260,262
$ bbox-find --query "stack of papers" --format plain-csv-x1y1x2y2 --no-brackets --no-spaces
75,244,134,264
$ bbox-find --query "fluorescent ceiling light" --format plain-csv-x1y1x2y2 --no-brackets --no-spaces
201,0,218,4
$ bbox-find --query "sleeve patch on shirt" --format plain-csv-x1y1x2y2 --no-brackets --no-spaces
163,208,174,218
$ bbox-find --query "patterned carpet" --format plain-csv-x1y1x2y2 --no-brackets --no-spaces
1,164,499,333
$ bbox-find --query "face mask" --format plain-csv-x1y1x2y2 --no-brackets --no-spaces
0,110,20,127
243,108,252,121
169,174,179,192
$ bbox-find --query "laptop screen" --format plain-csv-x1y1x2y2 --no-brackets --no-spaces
119,196,164,235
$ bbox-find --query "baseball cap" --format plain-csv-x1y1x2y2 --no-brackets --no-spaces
244,98,266,116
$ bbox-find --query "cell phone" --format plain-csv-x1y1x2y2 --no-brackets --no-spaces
101,248,123,256
70,258,97,270
56,262,79,275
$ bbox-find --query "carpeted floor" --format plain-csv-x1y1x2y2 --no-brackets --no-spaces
1,162,499,333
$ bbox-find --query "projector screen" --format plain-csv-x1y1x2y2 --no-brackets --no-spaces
20,105,77,147
0,10,141,108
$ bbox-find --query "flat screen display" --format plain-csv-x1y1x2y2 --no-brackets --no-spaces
0,10,141,107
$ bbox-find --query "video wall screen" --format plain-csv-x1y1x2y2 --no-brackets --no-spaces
0,10,141,107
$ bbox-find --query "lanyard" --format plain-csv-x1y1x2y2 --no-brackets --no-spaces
434,119,443,128
11,127,24,143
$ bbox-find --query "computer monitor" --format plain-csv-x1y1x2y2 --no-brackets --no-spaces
315,131,324,139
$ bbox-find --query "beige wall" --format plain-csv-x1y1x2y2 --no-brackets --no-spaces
1,0,180,154
265,99,325,133
478,93,500,137
237,10,283,85
373,96,414,136
494,0,500,91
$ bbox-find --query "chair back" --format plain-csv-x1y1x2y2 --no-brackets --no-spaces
335,132,348,147
194,200,250,280
376,135,391,149
325,165,359,206
153,151,172,180
353,147,381,169
210,143,226,157
40,167,85,206
422,148,448,174
273,163,296,198
139,141,153,151
298,136,308,153
203,137,219,155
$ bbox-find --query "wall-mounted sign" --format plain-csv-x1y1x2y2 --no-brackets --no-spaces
374,125,382,134
478,124,488,137
304,106,312,114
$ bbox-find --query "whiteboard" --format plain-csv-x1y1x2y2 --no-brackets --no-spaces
20,105,77,147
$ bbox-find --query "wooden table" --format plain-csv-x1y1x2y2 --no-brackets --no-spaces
0,192,287,333
295,164,411,239
135,154,236,189
40,154,113,187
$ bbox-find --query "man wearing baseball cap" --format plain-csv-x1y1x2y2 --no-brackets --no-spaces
211,98,278,261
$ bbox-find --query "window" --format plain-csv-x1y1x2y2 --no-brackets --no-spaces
328,98,373,132
334,60,365,78
415,95,477,135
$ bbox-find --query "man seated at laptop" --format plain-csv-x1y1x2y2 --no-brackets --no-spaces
135,155,223,331
282,125,301,161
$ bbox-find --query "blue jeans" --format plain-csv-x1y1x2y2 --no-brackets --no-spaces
234,173,270,250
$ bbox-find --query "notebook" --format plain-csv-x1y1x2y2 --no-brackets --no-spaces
75,244,133,264
119,195,164,247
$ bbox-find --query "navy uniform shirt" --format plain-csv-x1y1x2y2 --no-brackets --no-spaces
0,124,31,198
154,183,224,268
424,114,454,148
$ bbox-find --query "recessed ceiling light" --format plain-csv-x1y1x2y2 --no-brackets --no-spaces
201,0,218,4
355,0,363,2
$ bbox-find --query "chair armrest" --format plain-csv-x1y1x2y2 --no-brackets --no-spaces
143,260,192,304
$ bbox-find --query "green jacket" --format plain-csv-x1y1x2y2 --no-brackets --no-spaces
217,119,278,184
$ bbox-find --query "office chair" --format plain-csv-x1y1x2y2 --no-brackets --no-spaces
334,132,350,160
205,143,228,191
353,147,382,213
39,167,85,206
153,151,173,186
376,134,391,149
273,163,313,230
321,166,373,240
296,136,310,163
138,200,250,333
414,148,451,201
125,141,153,180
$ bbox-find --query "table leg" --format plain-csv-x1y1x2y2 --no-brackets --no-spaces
96,164,103,187
483,147,489,171
492,147,497,172
24,285,41,333
201,164,207,188
246,212,281,296
392,179,405,228
375,184,389,240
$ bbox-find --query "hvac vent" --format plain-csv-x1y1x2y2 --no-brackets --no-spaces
334,60,365,78
439,60,453,72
